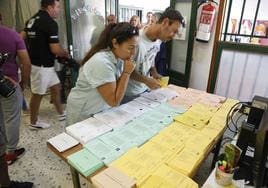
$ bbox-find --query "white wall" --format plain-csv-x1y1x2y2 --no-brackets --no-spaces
189,1,219,91
189,0,268,91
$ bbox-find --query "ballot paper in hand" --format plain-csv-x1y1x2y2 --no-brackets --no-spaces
47,132,79,152
160,76,169,87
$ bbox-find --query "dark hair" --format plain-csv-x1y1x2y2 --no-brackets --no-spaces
81,22,139,65
158,7,185,27
41,0,59,8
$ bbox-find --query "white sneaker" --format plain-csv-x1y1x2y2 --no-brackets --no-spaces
29,121,51,130
58,111,66,121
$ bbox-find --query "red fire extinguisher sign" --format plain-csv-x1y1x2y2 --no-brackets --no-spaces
196,3,216,42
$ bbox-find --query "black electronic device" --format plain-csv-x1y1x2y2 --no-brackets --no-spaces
252,112,268,187
234,96,268,187
0,53,16,98
57,57,80,70
247,96,268,129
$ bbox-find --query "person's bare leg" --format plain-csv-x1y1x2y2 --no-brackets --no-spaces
50,84,64,115
30,93,43,124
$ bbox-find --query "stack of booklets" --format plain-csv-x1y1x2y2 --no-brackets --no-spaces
140,164,198,188
98,131,134,153
134,96,161,108
166,148,204,176
167,84,186,96
94,107,134,129
91,167,136,188
115,126,149,147
66,117,112,145
47,132,79,152
84,138,124,165
117,101,151,118
110,148,152,186
155,103,187,116
67,148,104,177
140,91,168,103
151,88,178,100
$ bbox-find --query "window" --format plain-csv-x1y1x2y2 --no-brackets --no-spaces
221,0,268,46
119,6,143,22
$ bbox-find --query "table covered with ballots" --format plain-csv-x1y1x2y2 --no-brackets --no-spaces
47,83,238,188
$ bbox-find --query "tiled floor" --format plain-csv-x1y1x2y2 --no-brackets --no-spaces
8,89,213,188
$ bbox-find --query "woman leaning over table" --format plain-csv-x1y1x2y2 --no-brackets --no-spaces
66,22,139,126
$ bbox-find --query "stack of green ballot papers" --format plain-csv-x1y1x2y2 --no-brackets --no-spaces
67,148,104,177
84,138,124,165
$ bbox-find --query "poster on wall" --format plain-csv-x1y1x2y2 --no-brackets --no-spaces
229,18,268,45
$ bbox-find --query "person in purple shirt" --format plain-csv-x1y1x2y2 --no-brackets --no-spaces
0,25,33,187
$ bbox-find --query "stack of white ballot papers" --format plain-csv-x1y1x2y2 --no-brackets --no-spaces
140,88,178,104
94,107,134,129
134,96,160,108
47,132,79,152
118,101,151,118
66,117,112,145
140,91,168,103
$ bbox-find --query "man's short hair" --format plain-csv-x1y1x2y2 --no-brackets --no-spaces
158,7,185,27
41,0,59,8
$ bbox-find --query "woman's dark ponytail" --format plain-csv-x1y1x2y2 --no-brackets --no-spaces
81,22,139,66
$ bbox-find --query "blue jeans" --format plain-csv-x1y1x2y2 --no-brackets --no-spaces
22,96,28,111
0,86,22,152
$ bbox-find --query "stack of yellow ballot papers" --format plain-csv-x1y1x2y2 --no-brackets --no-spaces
174,103,218,129
138,141,175,163
159,76,169,87
206,98,239,132
174,114,207,129
140,164,198,188
149,133,185,153
185,132,213,154
200,126,222,141
110,148,151,186
190,103,219,114
67,148,104,177
117,148,163,171
166,148,204,176
161,122,197,142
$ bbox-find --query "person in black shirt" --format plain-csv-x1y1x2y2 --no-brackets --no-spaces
21,0,69,129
